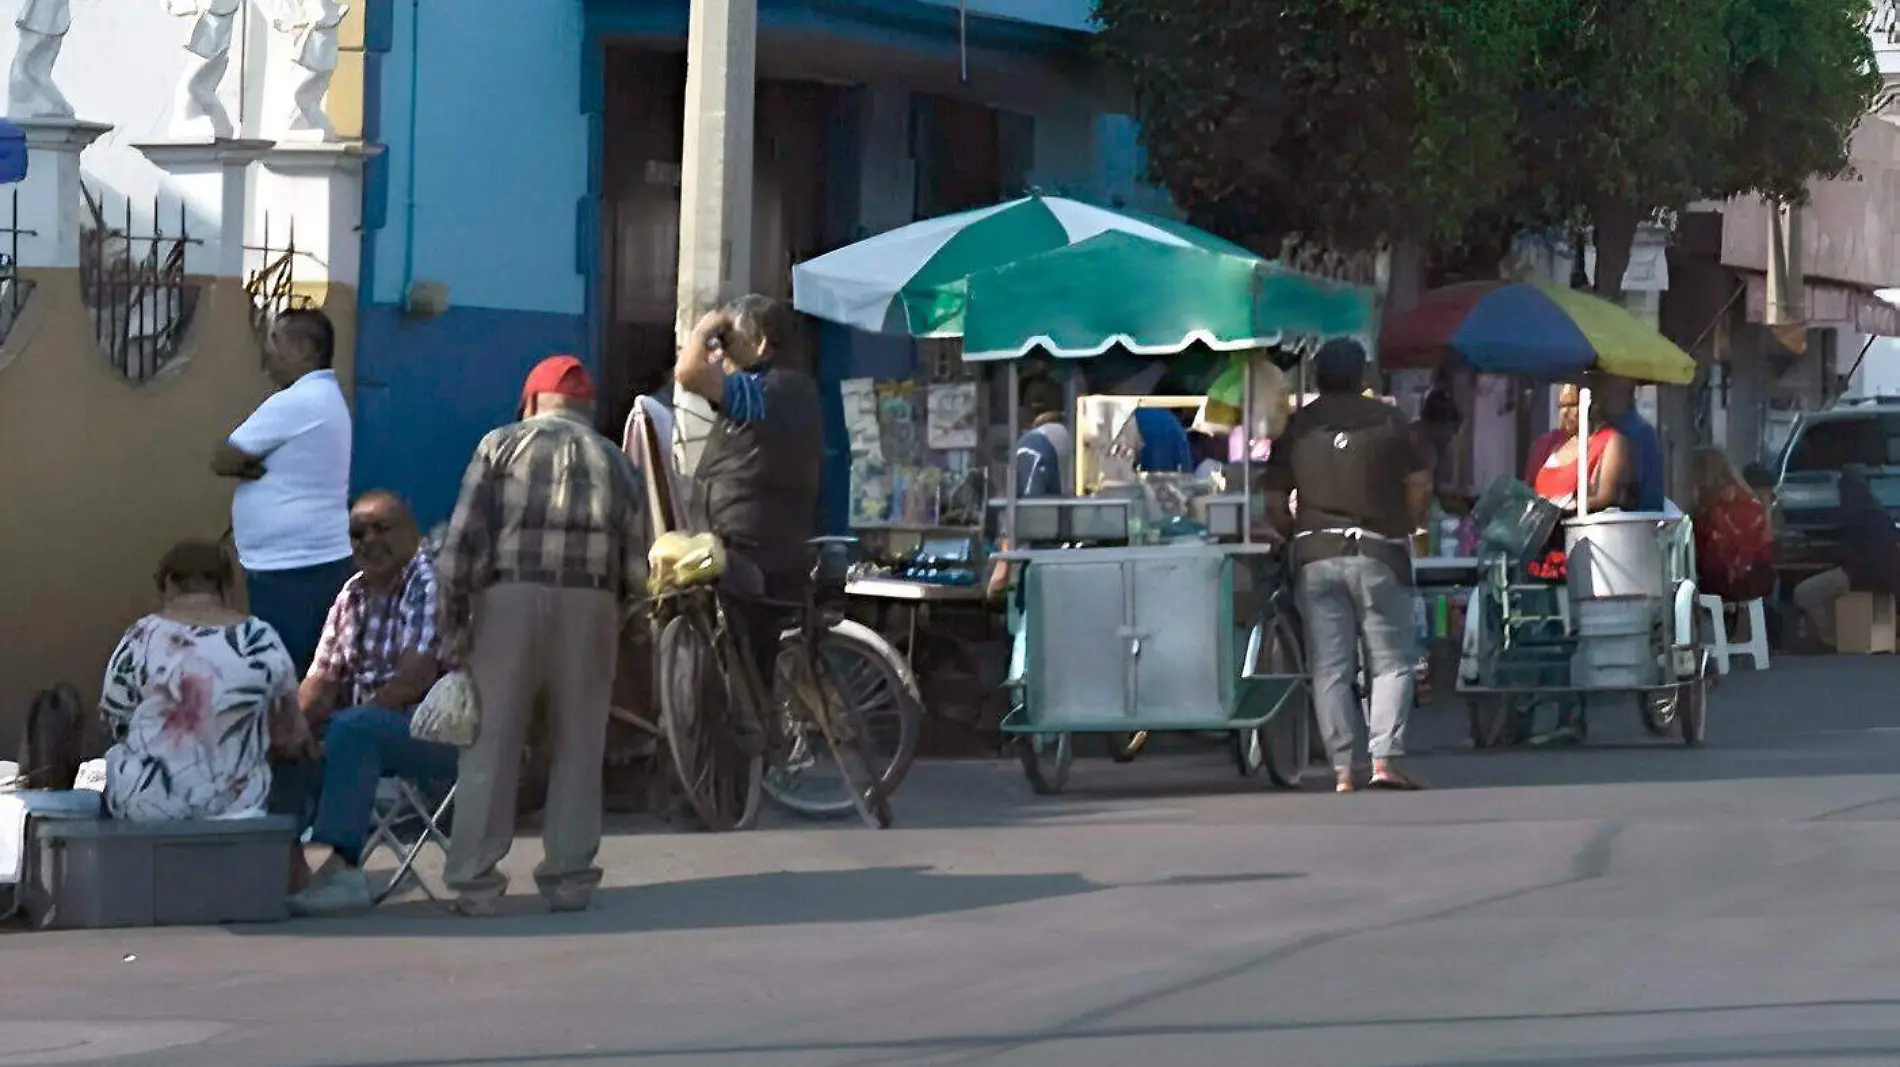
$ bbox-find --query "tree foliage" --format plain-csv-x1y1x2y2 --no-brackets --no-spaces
1096,0,1879,286
1092,0,1535,254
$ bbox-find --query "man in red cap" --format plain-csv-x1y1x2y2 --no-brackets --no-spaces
674,294,825,735
434,354,643,915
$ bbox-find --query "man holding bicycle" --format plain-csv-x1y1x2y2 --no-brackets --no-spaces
673,295,826,721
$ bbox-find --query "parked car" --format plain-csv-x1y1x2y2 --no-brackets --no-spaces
1771,398,1900,580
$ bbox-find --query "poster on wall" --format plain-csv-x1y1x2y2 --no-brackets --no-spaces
840,378,882,456
926,382,979,449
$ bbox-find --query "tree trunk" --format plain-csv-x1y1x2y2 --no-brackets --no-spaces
1590,201,1643,301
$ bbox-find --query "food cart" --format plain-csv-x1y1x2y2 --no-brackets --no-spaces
1380,281,1713,748
953,228,1377,794
793,196,1374,791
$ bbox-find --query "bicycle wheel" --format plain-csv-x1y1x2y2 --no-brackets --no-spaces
798,649,894,828
763,620,922,818
657,608,763,832
1235,616,1310,786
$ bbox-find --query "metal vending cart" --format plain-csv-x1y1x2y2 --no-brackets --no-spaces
1377,281,1714,748
790,195,1376,792
961,276,1376,794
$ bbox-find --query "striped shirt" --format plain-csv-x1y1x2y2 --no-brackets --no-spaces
308,553,443,709
720,367,768,423
436,408,645,617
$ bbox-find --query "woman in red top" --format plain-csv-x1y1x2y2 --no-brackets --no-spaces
1525,384,1630,579
1691,447,1776,602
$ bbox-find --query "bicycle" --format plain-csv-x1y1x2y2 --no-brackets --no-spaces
755,537,917,827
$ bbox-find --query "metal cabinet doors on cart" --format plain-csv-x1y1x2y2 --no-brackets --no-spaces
1021,547,1235,727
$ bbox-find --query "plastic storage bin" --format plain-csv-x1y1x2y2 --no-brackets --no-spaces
23,816,297,929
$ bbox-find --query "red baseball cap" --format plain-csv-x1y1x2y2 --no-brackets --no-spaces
519,355,595,414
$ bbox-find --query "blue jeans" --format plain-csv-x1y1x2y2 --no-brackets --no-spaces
292,706,459,866
246,557,358,676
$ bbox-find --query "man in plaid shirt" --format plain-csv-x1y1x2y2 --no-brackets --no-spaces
282,490,459,916
435,355,643,915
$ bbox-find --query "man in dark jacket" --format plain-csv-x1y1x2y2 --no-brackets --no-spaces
1265,339,1434,792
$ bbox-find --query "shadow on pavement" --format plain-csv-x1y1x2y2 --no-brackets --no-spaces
258,864,1120,937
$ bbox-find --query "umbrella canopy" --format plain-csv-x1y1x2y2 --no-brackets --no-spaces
1381,281,1696,385
960,230,1374,362
792,195,1273,338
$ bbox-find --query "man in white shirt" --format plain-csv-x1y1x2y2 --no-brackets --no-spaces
211,308,355,674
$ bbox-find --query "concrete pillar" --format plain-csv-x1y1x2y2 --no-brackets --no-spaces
672,0,758,474
1765,201,1804,327
133,139,274,278
252,141,382,295
10,118,111,270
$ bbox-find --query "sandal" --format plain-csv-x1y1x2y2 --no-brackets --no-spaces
1367,770,1424,791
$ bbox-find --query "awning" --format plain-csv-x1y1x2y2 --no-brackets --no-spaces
1743,274,1900,337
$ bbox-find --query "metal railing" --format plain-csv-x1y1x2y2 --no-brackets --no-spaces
0,188,37,347
244,212,314,347
79,185,201,383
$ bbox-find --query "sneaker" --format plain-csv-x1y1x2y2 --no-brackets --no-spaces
287,867,373,917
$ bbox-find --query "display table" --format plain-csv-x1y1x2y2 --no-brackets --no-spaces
845,577,989,604
846,577,999,738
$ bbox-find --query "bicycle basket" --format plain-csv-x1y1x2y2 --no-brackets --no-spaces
1472,477,1562,563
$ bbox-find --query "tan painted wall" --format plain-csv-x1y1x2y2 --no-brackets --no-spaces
0,273,358,752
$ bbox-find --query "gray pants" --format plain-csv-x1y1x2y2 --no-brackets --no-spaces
446,582,619,903
1296,555,1417,770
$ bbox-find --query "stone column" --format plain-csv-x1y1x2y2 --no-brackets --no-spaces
251,140,381,297
9,118,111,270
132,139,273,278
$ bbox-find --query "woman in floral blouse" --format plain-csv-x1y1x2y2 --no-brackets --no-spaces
100,541,305,821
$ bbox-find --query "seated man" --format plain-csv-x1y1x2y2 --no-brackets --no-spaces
282,490,458,916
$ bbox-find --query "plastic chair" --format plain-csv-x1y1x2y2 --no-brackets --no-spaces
1695,594,1770,675
362,778,455,905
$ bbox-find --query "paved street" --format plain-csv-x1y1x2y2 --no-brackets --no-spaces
8,656,1900,1066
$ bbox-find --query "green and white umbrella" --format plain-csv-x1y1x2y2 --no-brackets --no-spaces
791,194,1373,358
792,195,1252,338
961,229,1373,361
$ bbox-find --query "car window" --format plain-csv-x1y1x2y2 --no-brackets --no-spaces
1785,415,1900,472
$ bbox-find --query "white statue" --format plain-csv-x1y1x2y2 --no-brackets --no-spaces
272,0,347,141
9,0,74,119
165,0,242,139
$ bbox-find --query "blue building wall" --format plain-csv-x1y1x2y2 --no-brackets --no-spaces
356,0,1163,526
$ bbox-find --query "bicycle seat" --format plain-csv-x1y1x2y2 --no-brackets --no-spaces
647,531,727,596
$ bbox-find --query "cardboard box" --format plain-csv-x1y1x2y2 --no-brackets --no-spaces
1835,592,1896,654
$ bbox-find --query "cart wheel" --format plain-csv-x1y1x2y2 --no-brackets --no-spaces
1018,733,1073,795
1638,690,1678,736
1109,731,1149,763
1467,695,1516,749
1679,655,1711,747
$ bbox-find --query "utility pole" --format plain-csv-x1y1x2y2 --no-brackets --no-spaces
671,0,758,475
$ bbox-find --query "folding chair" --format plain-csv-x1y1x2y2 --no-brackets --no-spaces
362,777,456,905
